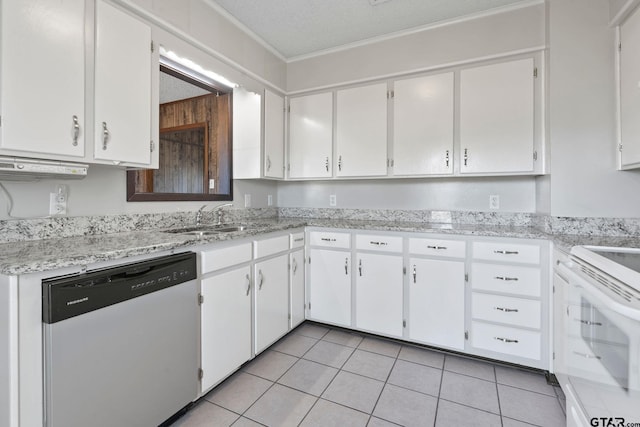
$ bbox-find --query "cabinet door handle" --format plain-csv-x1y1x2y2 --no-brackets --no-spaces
294,237,304,242
494,276,519,281
245,274,251,296
445,150,449,167
575,319,602,326
495,307,519,313
494,337,519,343
412,265,417,284
266,156,271,171
325,157,329,172
344,258,349,275
494,250,519,255
464,148,468,166
321,237,336,242
258,270,264,290
427,245,447,250
71,115,80,146
102,122,110,150
338,155,342,171
573,351,601,360
370,241,388,246
358,259,362,276
292,258,298,274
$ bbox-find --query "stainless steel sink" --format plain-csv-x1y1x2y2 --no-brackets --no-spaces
163,225,247,235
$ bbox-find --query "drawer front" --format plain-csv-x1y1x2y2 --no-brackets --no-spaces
356,234,403,253
309,231,351,249
472,293,541,329
471,263,541,297
290,232,305,249
254,235,290,259
201,242,252,274
409,238,466,258
471,321,541,360
473,241,540,265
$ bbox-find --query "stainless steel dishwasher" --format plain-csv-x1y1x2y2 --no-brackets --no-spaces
42,252,199,427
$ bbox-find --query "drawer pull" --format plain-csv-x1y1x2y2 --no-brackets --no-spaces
573,351,601,360
576,319,602,326
494,337,519,343
321,238,337,242
427,245,447,250
294,237,304,242
494,276,519,281
494,250,519,255
370,241,388,246
258,270,264,290
245,274,251,296
495,307,519,313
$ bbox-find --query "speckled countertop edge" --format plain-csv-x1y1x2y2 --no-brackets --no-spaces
3,217,640,275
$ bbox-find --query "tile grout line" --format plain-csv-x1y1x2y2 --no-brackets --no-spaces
433,354,448,426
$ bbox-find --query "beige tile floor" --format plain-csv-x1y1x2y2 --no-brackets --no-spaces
170,322,566,427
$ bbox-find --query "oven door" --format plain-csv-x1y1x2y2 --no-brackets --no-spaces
556,261,640,422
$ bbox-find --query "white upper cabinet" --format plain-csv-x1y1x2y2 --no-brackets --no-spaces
393,73,454,176
289,92,333,178
336,83,388,177
0,0,86,159
94,0,153,166
264,89,285,178
233,87,262,179
460,58,535,174
619,6,640,169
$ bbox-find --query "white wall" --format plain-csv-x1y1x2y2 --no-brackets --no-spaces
277,177,536,212
548,0,640,217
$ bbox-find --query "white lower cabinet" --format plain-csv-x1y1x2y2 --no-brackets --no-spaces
308,248,352,327
290,249,305,328
355,252,403,337
408,257,465,350
200,266,252,392
254,254,290,354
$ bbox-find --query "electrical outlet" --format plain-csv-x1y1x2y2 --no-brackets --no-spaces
49,184,68,215
267,194,273,206
329,194,337,207
489,195,500,210
244,194,252,208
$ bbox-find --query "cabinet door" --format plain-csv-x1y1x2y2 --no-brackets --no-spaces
393,73,454,175
290,249,305,328
336,83,388,177
460,58,535,174
620,7,640,168
94,0,152,165
409,258,465,350
289,93,333,178
201,266,252,392
255,254,289,353
0,0,86,158
356,253,403,337
264,90,285,178
308,249,351,327
233,87,262,179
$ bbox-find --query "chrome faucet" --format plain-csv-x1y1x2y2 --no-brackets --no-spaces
195,203,233,226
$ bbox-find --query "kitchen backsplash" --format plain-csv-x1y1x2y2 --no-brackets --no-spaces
1,207,639,243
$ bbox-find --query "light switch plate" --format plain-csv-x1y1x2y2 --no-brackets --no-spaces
267,194,273,206
244,194,252,208
329,194,337,207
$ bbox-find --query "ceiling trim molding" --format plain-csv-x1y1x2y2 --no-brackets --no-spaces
202,0,288,62
287,45,546,95
286,0,544,63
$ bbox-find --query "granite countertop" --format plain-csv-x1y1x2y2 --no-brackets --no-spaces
3,216,640,275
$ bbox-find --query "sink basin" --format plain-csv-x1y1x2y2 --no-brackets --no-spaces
163,224,247,235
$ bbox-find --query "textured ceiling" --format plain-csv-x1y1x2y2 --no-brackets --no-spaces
207,0,530,59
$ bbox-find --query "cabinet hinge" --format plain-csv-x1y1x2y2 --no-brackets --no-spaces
465,331,469,340
553,352,555,360
403,266,406,275
151,40,155,53
387,158,394,167
533,67,538,78
288,263,291,271
198,368,204,380
150,140,155,152
402,320,406,328
287,163,291,172
287,105,291,113
464,273,469,282
533,151,537,161
619,42,622,52
308,256,311,264
619,144,623,152
308,302,311,310
387,90,394,99
288,313,291,320
0,116,2,127
198,294,204,305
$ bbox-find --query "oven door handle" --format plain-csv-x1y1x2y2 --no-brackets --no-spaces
557,261,640,322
